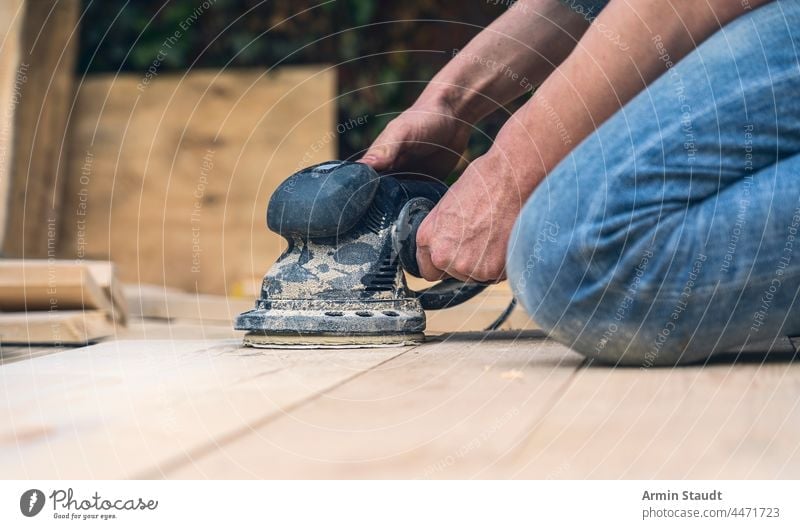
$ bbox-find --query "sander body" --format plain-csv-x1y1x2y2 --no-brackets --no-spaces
235,161,485,348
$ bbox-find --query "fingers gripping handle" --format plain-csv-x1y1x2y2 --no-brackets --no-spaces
392,198,487,310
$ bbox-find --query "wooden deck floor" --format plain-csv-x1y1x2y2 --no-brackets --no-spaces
2,312,799,479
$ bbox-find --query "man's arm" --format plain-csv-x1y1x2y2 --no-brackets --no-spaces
423,0,594,124
416,0,776,282
497,0,776,192
360,0,592,175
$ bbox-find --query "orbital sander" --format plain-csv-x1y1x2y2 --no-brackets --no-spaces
235,160,487,348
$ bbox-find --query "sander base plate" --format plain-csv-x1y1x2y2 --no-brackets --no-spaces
242,331,425,349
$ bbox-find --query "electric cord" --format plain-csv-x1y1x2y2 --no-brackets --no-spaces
484,297,517,331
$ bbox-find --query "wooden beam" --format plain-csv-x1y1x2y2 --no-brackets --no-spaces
0,309,112,345
0,259,127,323
0,259,111,313
0,0,26,246
3,0,80,257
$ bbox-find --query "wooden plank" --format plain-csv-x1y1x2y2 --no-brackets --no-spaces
501,349,800,479
3,0,80,257
0,259,111,314
0,339,406,478
0,0,26,245
166,331,582,479
58,67,337,294
84,260,128,323
0,309,112,344
4,326,798,479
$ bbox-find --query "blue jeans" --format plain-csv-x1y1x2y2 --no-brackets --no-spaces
507,0,800,366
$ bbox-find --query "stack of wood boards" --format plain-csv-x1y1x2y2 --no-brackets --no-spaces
0,259,126,344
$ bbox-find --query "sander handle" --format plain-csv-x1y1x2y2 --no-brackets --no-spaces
392,197,488,310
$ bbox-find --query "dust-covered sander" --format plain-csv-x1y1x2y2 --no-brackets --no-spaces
235,160,486,348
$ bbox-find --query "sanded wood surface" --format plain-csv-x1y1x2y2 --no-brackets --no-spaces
0,338,404,479
169,331,580,479
1,317,798,479
59,67,337,295
501,350,800,479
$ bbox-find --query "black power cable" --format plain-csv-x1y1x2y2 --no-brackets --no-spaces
484,297,517,331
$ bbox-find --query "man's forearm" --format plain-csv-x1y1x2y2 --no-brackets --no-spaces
493,0,775,196
418,0,593,124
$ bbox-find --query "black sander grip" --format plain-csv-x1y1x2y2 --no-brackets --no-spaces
393,197,487,311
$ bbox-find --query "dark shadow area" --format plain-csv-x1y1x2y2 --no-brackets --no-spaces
705,350,799,365
431,329,549,342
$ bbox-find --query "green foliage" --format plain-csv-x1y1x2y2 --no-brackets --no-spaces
79,0,515,161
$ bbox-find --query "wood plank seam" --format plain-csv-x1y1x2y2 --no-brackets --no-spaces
689,354,799,479
486,356,589,479
469,358,586,479
630,353,796,479
133,346,419,479
510,360,717,479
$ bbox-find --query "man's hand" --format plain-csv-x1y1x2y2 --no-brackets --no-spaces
415,149,527,283
359,99,471,178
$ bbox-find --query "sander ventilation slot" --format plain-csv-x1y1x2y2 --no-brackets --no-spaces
364,257,399,292
363,204,388,234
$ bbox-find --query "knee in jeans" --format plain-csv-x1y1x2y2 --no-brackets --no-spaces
506,196,593,339
508,194,676,365
571,317,708,367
